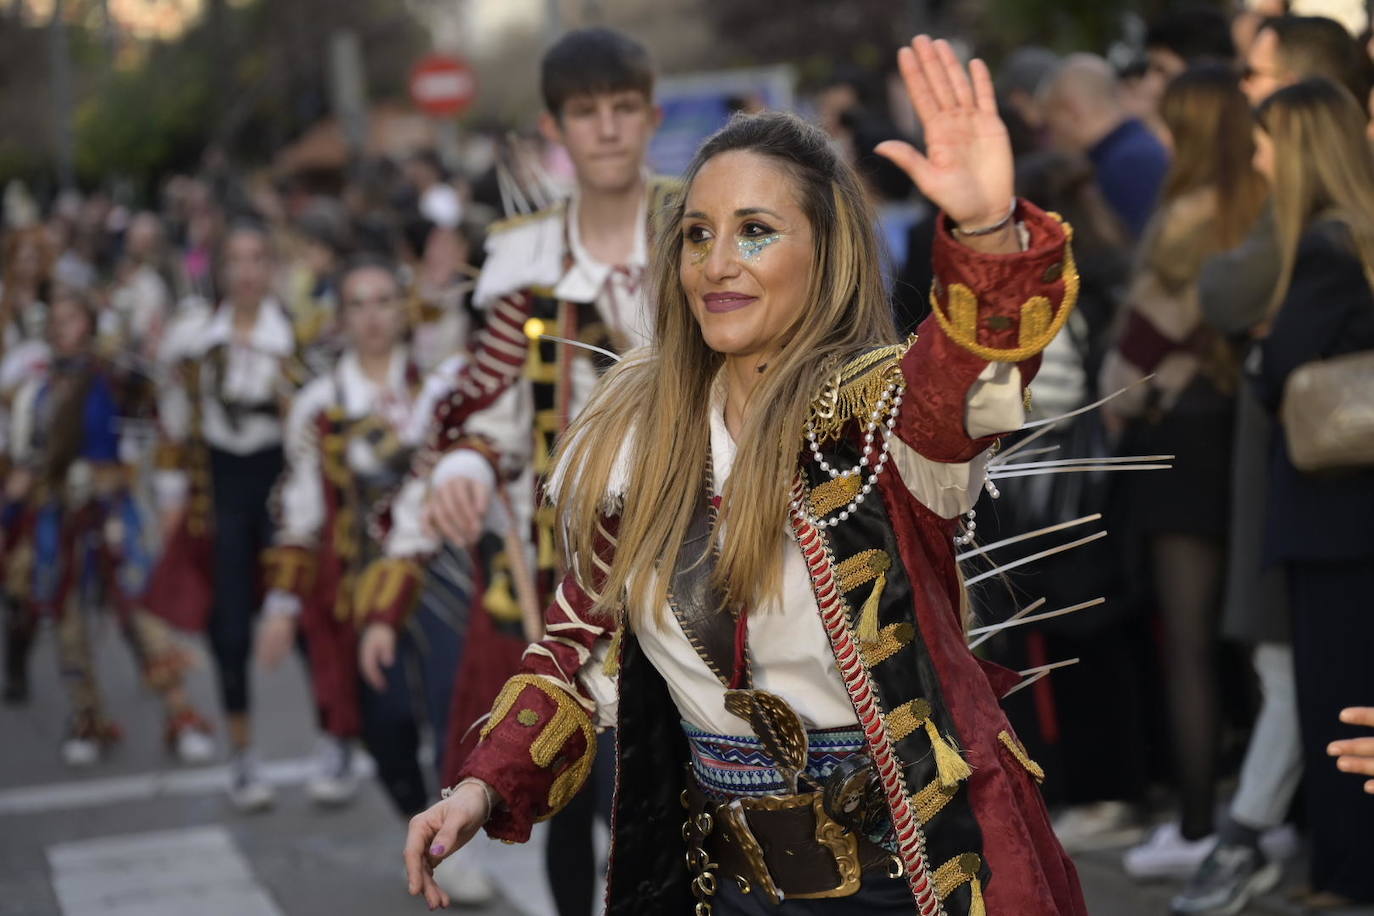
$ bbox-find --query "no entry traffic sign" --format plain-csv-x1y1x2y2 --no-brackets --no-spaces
410,54,477,118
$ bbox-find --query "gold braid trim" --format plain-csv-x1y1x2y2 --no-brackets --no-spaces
927,218,1080,363
933,852,983,900
354,558,421,619
262,546,315,594
809,475,861,518
861,622,914,667
998,729,1046,783
807,344,907,443
887,698,933,743
910,776,959,825
834,549,891,593
479,675,598,820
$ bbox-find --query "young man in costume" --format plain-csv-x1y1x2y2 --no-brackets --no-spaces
353,26,673,916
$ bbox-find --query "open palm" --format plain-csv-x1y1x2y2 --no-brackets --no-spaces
876,36,1014,229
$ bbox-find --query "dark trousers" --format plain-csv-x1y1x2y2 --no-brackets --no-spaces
547,729,616,916
1289,559,1374,902
361,598,464,818
207,447,282,715
714,874,914,914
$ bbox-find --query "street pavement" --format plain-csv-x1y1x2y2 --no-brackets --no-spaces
1,618,1369,915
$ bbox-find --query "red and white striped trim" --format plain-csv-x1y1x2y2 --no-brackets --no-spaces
788,476,945,916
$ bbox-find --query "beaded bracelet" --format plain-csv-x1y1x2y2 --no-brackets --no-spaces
440,777,499,823
951,199,1017,237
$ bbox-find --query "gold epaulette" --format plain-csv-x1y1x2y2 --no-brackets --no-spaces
807,342,909,443
485,202,565,238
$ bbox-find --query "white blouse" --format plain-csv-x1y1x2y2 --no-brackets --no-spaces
579,362,1025,736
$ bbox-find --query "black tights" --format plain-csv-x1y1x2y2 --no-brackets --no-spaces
1152,533,1224,840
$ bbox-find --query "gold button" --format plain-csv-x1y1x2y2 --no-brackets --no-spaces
1043,262,1064,282
960,852,983,875
516,709,540,726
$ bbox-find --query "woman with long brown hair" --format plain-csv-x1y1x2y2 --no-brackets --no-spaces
404,37,1087,914
1251,77,1374,908
1100,63,1269,877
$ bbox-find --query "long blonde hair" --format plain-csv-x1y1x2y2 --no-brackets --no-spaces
1158,64,1269,251
550,112,898,624
1257,78,1374,313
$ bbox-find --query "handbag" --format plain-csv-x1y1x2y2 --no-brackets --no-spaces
1279,349,1374,471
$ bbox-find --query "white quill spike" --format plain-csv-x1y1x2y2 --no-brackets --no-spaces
957,514,1101,563
967,597,1046,651
1002,658,1081,698
535,334,623,362
1017,379,1154,431
966,597,1106,644
991,455,1174,472
988,464,1171,480
963,531,1109,586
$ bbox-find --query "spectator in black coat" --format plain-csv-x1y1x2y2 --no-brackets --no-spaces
1251,78,1374,909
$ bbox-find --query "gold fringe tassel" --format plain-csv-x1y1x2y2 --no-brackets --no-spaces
926,718,974,788
969,877,986,916
857,572,886,646
603,623,624,677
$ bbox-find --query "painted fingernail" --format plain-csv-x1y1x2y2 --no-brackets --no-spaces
430,844,445,856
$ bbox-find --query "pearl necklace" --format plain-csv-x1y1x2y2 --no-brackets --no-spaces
797,377,904,529
954,472,1002,547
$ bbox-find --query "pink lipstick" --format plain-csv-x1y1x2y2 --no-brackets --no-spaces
702,292,758,313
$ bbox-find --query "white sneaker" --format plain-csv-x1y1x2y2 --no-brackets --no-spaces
174,727,216,765
1124,822,1216,881
61,737,101,767
434,857,496,906
306,738,359,807
228,750,276,813
1053,801,1145,853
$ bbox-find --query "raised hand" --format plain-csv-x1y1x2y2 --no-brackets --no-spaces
875,36,1014,232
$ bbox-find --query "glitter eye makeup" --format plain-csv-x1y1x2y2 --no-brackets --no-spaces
738,232,782,261
688,237,713,265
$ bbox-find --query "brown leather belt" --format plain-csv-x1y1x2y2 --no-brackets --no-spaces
682,777,901,906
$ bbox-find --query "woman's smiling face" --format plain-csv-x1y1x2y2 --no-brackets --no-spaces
680,150,815,359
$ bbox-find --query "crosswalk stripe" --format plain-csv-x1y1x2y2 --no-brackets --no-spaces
47,825,283,915
0,754,374,816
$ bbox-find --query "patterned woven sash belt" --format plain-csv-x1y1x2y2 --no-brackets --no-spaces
683,720,870,799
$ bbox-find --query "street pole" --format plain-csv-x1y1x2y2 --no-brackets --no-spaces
330,29,369,169
48,0,75,191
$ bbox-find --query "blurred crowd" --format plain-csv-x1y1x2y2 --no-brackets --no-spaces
2,3,1374,916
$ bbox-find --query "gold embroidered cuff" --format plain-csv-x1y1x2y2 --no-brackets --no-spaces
479,674,597,821
927,224,1080,363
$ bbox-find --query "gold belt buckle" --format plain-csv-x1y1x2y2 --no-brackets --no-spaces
724,793,863,902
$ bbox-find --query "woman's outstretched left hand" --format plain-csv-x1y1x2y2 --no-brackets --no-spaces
876,35,1014,232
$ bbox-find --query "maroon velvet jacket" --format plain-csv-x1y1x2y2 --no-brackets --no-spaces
458,201,1087,915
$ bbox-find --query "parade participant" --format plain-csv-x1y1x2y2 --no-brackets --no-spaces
152,221,308,811
4,289,213,765
357,26,671,915
102,211,173,365
404,36,1087,915
254,258,457,813
1,225,55,704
